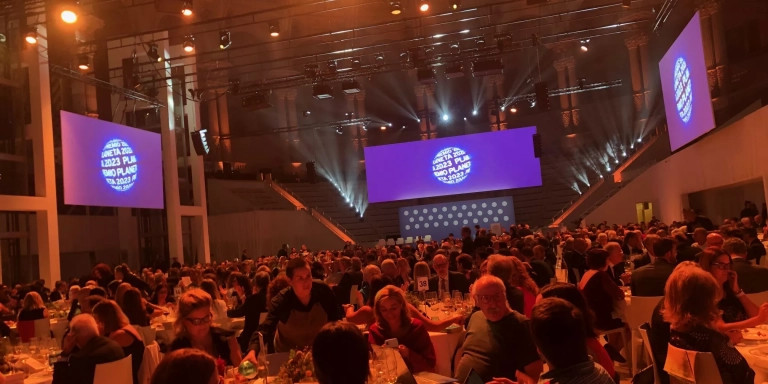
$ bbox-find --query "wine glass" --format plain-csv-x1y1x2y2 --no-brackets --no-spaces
425,292,437,307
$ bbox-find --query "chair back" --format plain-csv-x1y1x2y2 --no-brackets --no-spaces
626,296,663,331
94,354,133,384
16,321,35,343
32,318,51,340
138,342,162,384
664,343,723,384
746,291,768,306
638,324,660,384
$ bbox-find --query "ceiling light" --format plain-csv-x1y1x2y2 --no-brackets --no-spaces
335,126,343,134
183,36,195,53
390,1,402,15
77,53,89,70
303,110,311,117
24,28,38,45
61,2,78,24
147,43,162,62
419,0,430,12
579,39,590,52
471,110,477,116
219,30,231,49
181,0,192,16
380,126,387,131
450,1,460,10
269,22,279,37
622,0,631,7
312,83,333,99
510,106,518,113
442,114,449,121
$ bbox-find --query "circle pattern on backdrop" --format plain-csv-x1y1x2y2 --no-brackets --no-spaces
432,147,472,184
674,57,693,123
101,138,138,192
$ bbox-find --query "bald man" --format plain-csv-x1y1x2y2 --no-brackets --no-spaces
53,314,124,384
705,233,724,249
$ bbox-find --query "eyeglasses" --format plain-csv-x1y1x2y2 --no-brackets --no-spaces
474,294,504,304
711,262,731,270
185,313,212,326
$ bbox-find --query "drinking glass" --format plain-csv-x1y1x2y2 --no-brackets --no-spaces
425,292,437,307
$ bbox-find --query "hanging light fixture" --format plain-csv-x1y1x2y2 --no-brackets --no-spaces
183,36,195,53
61,1,78,24
390,1,402,15
579,39,590,52
419,0,430,12
219,30,231,49
77,53,89,70
181,0,193,16
24,27,38,44
269,22,279,37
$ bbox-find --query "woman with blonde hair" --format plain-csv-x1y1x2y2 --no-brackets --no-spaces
507,256,539,317
368,285,435,373
18,291,48,321
170,289,241,367
92,300,145,384
663,262,754,383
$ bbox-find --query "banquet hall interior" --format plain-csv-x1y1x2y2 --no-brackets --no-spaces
0,0,767,382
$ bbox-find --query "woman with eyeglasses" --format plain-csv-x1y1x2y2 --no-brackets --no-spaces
698,248,768,333
170,289,242,370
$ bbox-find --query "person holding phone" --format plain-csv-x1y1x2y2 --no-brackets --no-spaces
698,248,768,336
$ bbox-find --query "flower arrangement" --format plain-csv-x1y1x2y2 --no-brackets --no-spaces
277,348,315,384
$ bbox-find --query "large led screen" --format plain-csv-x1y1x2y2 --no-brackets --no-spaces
659,11,716,152
364,127,541,203
399,197,515,241
61,111,164,209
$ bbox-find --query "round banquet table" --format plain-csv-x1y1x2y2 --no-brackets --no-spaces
736,340,768,384
428,330,465,378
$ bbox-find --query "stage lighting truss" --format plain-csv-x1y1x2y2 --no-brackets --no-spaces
495,79,622,114
147,43,162,62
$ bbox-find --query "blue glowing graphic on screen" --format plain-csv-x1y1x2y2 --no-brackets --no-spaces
61,110,164,209
100,139,138,192
674,58,693,123
432,147,471,184
659,11,716,152
365,127,541,203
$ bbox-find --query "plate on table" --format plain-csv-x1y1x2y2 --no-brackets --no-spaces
742,328,768,341
750,345,768,358
756,324,768,331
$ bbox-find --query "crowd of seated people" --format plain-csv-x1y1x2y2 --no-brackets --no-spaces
1,209,768,383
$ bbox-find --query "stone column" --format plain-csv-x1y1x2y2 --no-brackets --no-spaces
625,35,644,114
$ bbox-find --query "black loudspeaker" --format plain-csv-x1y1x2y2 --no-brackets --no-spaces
190,129,210,156
534,81,550,111
306,161,317,183
532,133,542,158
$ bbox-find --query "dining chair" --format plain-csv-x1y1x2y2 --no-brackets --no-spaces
625,296,663,375
664,343,722,384
138,341,162,384
94,354,133,384
638,324,661,384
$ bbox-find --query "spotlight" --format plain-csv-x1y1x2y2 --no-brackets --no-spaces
312,83,333,99
336,126,343,135
471,109,477,116
380,126,387,131
463,117,467,121
637,138,642,143
450,0,460,10
622,0,631,7
390,1,402,15
442,114,449,121
269,22,279,37
341,79,361,94
181,0,192,16
303,110,311,117
327,60,337,74
183,36,195,53
24,28,38,45
350,57,362,70
219,30,231,50
509,106,518,113
147,43,162,62
61,2,78,24
77,53,89,70
419,0,429,12
579,39,590,52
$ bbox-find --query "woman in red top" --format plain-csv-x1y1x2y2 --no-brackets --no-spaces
368,285,436,373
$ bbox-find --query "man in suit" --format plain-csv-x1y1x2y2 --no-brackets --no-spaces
333,257,363,304
604,242,627,286
563,237,588,284
429,254,469,296
743,227,767,266
630,238,677,296
54,314,125,384
724,238,768,293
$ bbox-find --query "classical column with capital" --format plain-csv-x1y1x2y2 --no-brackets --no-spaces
625,35,645,115
698,0,727,101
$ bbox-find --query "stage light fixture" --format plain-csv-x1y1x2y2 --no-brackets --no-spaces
327,60,337,73
442,114,449,121
380,126,387,131
219,30,231,49
579,39,590,52
147,43,162,62
181,0,192,16
24,28,38,44
303,110,311,117
350,57,362,70
61,2,78,24
77,53,89,70
304,63,319,79
510,106,518,113
269,22,280,37
183,36,195,53
335,125,343,134
342,79,362,94
390,1,402,15
622,0,631,7
450,1,460,10
471,109,477,116
312,83,333,99
419,0,430,12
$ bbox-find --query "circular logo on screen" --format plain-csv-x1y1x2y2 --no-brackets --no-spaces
674,57,693,124
100,139,138,192
432,147,471,185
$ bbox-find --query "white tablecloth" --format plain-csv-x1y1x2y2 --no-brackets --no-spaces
428,330,465,378
736,342,768,384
